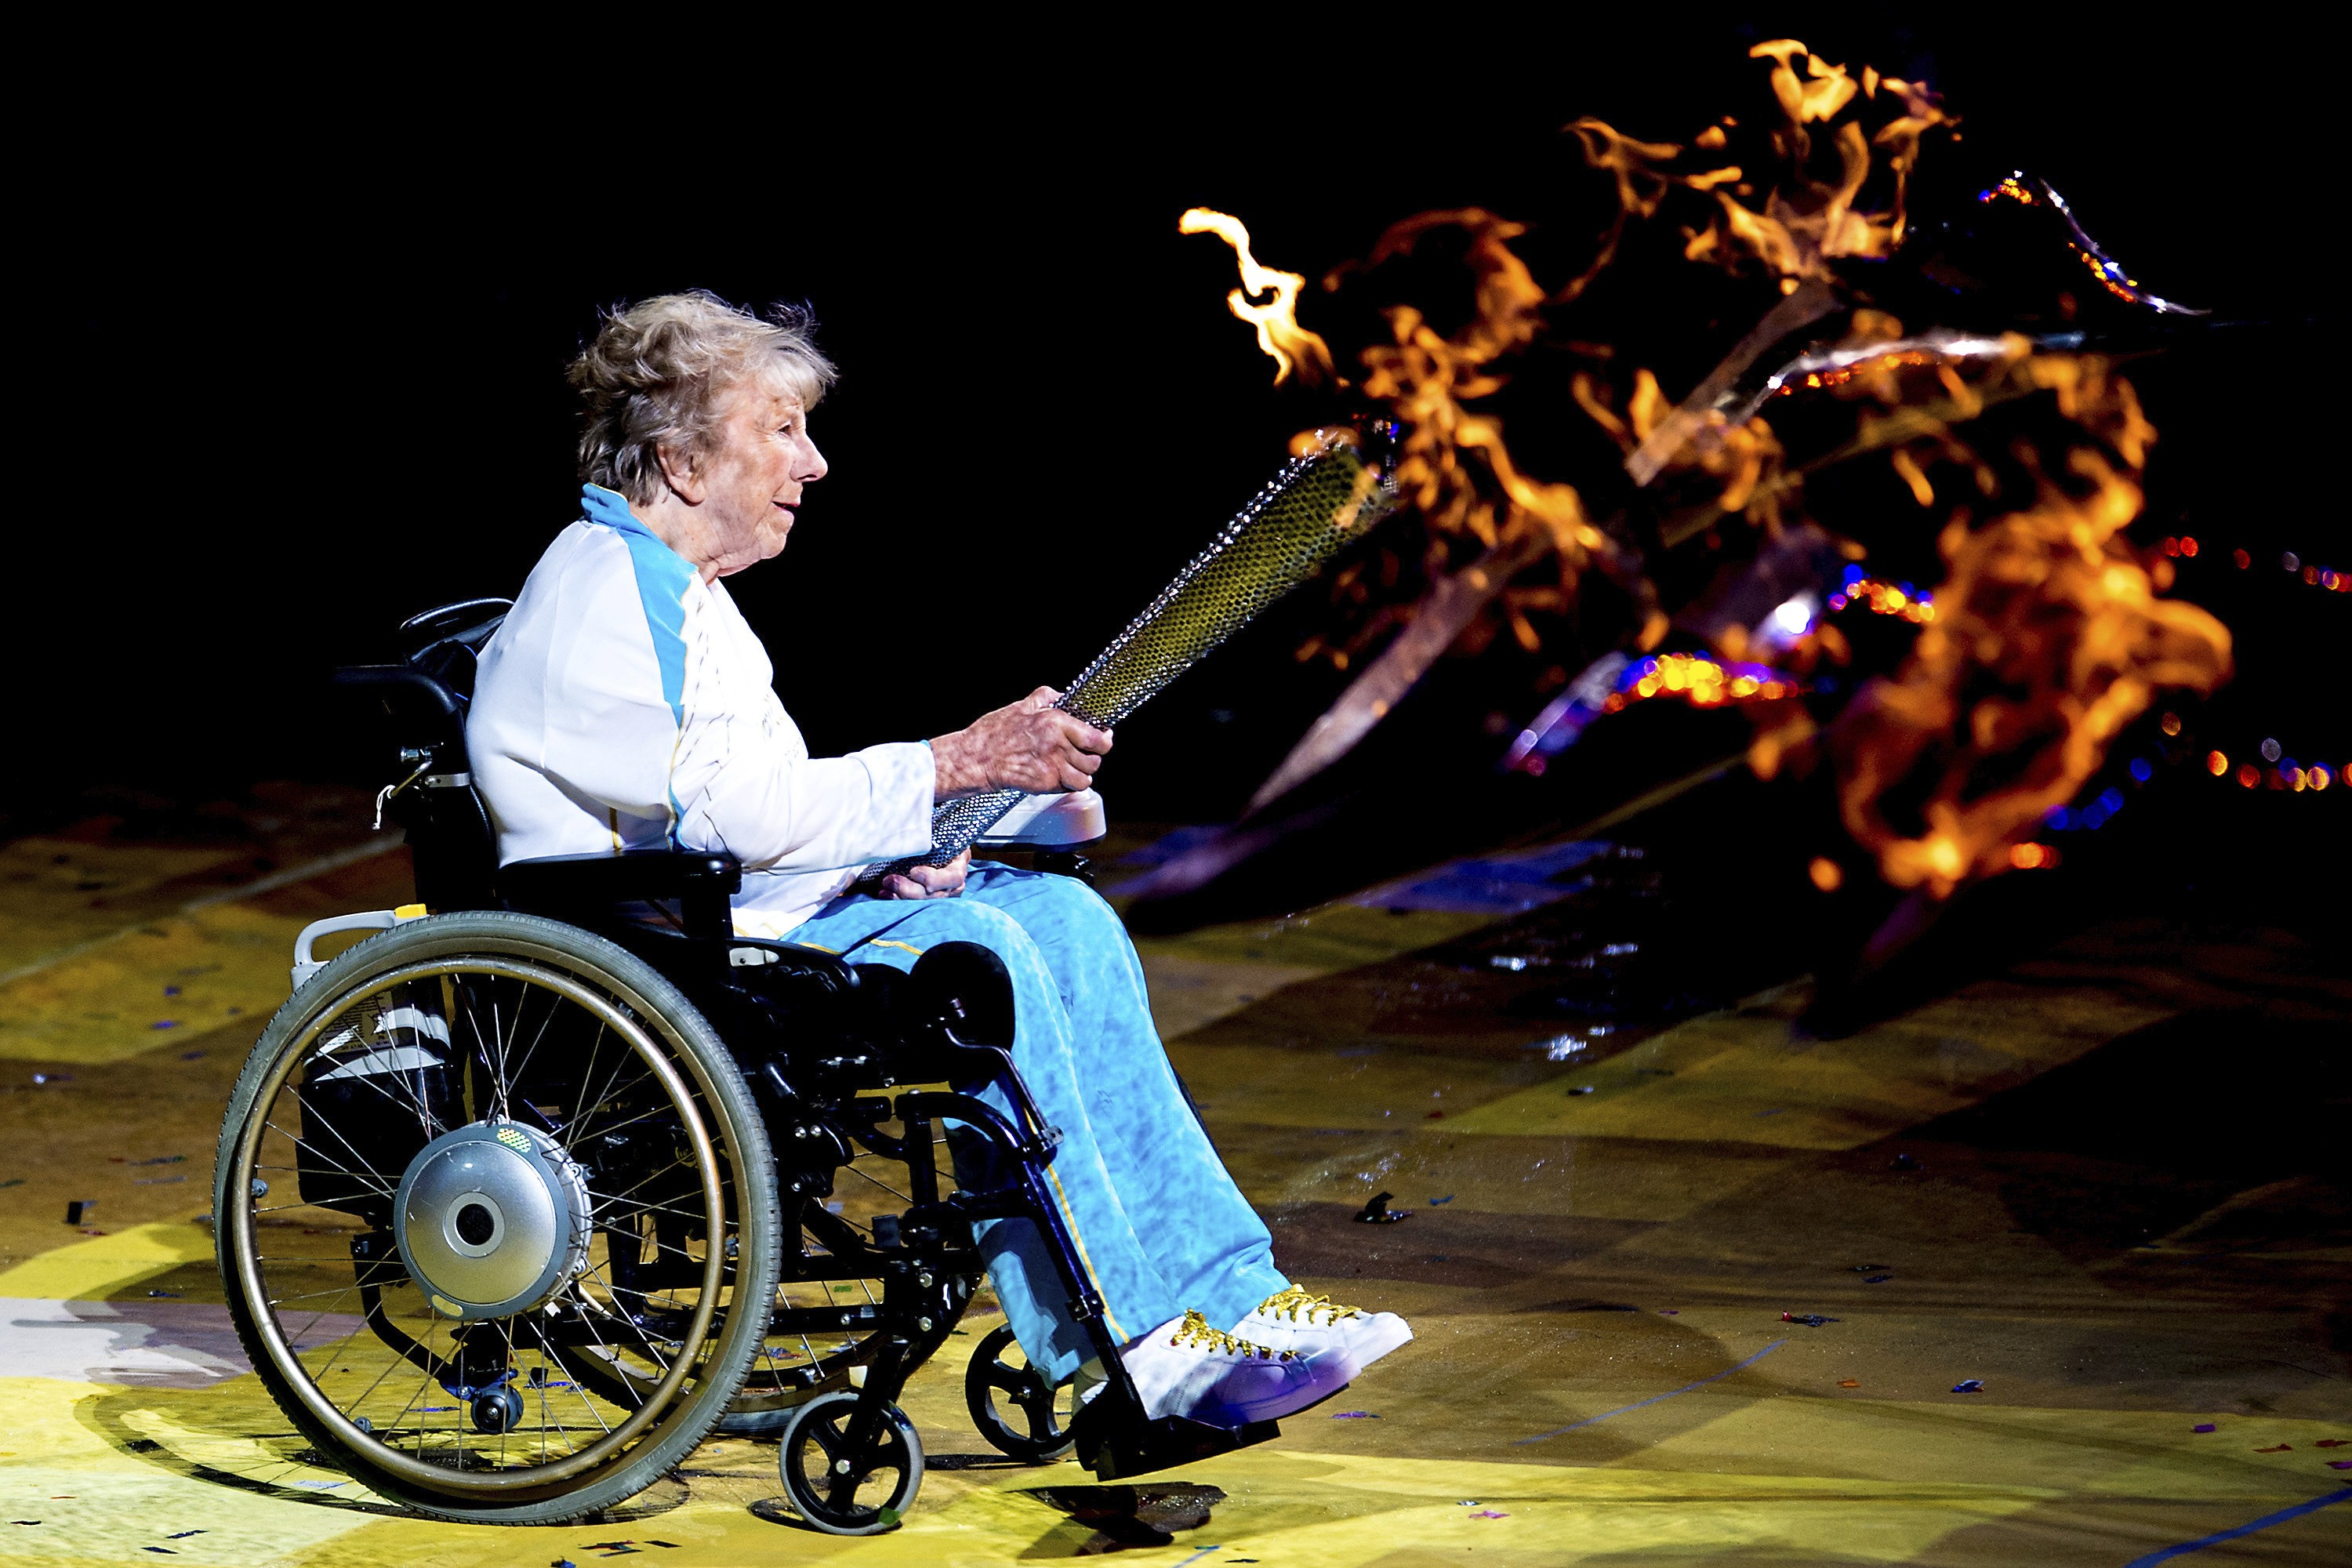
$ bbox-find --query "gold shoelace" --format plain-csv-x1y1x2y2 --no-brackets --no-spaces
1168,1309,1297,1361
1256,1284,1365,1327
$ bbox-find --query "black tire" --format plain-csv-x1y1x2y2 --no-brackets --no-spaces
213,910,781,1523
777,1391,922,1535
965,1322,1077,1461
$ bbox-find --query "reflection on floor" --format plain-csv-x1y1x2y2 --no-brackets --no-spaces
1,803,2346,1566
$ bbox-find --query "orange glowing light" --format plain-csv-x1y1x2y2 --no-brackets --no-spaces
2237,763,2260,788
2207,750,2228,775
1611,652,1794,718
2312,765,2333,791
2160,711,2182,737
2008,843,2060,869
2180,535,2198,557
1809,856,1844,891
1179,209,1338,388
1828,575,1938,626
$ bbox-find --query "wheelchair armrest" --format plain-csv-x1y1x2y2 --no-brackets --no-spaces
973,788,1107,849
335,664,469,757
498,849,742,940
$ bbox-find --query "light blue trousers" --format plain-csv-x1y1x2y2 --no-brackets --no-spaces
783,861,1287,1383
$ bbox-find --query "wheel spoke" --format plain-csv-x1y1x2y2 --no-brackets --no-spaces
503,982,564,1099
806,1417,848,1465
264,1116,397,1200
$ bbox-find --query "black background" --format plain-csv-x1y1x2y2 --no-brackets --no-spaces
12,16,2341,840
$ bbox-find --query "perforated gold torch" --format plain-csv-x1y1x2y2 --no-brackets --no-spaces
877,430,1396,877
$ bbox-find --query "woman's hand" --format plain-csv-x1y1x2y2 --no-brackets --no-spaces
879,850,968,901
931,687,1111,801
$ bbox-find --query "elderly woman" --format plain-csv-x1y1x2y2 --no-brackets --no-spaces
466,292,1409,1427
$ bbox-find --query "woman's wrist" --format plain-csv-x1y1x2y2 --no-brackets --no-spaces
929,728,985,801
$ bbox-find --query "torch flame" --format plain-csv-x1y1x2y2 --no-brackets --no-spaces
1180,208,1338,387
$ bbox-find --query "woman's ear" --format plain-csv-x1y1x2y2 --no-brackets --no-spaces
655,442,707,504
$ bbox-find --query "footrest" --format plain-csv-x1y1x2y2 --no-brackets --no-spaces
1072,1410,1281,1481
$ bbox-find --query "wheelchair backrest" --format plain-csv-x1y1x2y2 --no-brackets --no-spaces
338,599,511,913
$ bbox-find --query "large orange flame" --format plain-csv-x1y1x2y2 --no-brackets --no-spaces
1199,40,2231,906
1829,357,2233,895
1179,208,1338,388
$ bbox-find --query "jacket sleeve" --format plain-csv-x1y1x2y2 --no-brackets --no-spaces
668,712,935,871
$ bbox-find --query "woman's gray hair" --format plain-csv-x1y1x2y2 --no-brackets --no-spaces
570,291,837,503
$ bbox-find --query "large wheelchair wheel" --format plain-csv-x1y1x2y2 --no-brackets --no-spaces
213,911,781,1523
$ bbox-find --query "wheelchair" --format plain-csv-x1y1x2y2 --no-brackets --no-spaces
210,599,1283,1533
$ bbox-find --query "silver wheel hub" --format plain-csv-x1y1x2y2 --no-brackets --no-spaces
394,1121,590,1320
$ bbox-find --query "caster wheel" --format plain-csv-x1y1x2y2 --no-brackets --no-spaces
470,1385,524,1434
778,1391,922,1535
964,1323,1077,1461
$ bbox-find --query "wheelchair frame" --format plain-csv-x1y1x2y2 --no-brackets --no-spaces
209,600,1277,1534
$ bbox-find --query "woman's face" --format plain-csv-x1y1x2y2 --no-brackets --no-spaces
692,380,829,577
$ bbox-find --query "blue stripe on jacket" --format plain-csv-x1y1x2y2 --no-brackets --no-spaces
580,483,694,844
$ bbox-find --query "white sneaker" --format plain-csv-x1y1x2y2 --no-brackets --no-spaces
1231,1285,1413,1378
1118,1310,1348,1425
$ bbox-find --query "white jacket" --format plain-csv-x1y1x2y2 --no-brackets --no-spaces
467,485,935,935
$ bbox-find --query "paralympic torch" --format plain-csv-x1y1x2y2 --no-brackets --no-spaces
870,430,1396,880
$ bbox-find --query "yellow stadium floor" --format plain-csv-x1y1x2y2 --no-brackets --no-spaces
2,804,2346,1566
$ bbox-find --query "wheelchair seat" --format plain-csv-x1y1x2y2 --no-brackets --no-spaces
214,599,1289,1535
